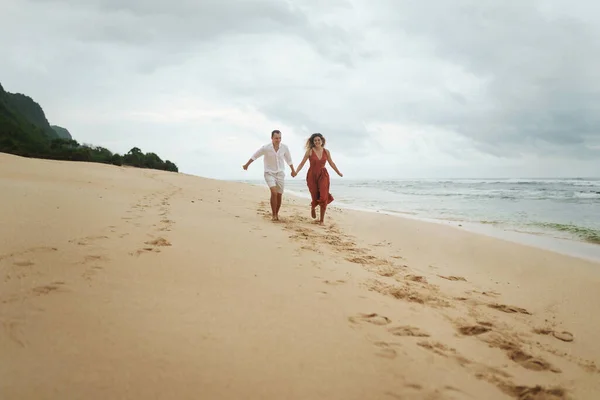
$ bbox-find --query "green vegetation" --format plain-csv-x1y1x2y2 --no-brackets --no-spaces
50,125,72,140
530,222,600,244
0,82,178,172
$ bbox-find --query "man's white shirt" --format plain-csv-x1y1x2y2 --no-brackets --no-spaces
251,143,293,174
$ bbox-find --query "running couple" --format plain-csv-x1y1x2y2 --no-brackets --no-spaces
242,129,343,224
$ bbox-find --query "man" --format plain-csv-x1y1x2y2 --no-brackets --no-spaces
243,130,296,221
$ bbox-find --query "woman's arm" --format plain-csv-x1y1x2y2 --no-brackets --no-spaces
293,149,311,177
325,149,343,177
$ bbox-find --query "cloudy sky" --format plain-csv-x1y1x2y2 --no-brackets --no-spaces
2,0,599,180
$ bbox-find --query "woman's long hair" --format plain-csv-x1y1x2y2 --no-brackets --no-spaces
305,133,326,152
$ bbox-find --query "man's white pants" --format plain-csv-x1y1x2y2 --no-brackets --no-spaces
264,171,285,194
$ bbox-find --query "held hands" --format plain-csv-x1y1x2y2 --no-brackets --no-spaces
291,171,342,177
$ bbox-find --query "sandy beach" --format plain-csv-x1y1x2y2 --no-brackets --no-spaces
1,152,599,400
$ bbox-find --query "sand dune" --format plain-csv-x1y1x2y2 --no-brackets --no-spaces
1,152,599,399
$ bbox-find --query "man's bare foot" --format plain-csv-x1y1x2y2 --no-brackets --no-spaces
272,215,279,221
311,207,316,219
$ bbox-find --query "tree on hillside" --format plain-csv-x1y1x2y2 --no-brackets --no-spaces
0,82,180,173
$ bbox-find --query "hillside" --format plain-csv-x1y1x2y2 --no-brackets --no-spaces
51,125,72,140
0,82,178,172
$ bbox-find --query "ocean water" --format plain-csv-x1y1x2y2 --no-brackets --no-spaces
239,177,600,259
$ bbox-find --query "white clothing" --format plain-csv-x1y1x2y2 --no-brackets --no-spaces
251,143,293,174
264,171,285,193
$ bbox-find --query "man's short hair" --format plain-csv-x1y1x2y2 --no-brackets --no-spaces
271,129,281,137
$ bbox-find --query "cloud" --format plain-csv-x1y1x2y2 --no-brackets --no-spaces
1,0,599,179
384,0,600,159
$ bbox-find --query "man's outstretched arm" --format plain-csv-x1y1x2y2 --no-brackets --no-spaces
243,158,254,170
243,147,264,170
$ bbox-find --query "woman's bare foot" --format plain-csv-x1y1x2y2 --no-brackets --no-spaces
311,207,316,219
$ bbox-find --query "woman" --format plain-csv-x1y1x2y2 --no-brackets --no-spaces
293,133,343,224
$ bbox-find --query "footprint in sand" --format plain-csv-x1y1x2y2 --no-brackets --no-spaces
144,237,172,247
488,303,531,315
3,320,26,348
375,265,403,277
13,260,35,267
533,328,574,343
300,245,322,253
470,290,501,297
388,384,466,400
417,341,473,367
497,384,568,400
348,313,391,326
472,366,570,400
483,334,561,373
132,247,161,256
81,255,108,264
82,266,103,281
69,235,109,246
417,340,457,358
372,240,393,247
373,342,398,359
438,275,467,282
345,255,390,266
31,281,65,296
366,279,447,307
413,336,570,398
404,274,427,283
457,324,492,336
510,351,561,373
552,331,574,343
0,246,58,262
323,279,346,286
341,246,369,255
388,325,430,337
405,383,423,390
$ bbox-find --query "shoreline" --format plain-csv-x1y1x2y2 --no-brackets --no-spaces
336,206,600,264
242,182,600,263
3,153,600,399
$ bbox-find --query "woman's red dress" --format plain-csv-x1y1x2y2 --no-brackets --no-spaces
306,149,334,209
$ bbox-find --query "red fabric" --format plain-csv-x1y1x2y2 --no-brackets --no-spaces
306,149,334,208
